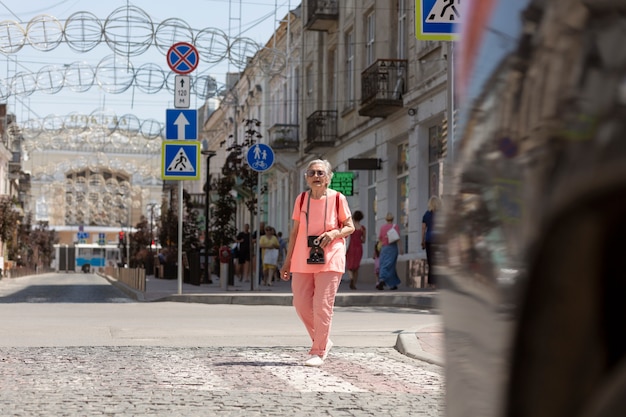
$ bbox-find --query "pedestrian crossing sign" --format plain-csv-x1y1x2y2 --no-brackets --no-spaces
161,140,201,180
416,0,460,41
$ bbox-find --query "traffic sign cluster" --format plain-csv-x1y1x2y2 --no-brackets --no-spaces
162,42,201,181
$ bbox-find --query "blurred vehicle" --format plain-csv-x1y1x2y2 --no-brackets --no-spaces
440,1,626,416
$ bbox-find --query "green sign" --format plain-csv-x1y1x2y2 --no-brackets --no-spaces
330,172,354,196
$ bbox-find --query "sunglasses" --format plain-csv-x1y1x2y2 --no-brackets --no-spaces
305,170,326,177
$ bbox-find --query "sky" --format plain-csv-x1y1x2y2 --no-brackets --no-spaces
0,0,294,125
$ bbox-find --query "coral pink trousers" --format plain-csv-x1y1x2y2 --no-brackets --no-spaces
291,271,342,356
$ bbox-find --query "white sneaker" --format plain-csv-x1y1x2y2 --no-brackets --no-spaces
322,339,333,361
304,355,324,367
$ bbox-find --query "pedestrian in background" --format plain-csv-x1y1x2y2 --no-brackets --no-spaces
260,226,280,286
422,196,441,289
376,213,402,290
274,231,288,281
373,241,381,282
236,224,251,282
252,221,266,283
345,210,365,290
280,159,355,367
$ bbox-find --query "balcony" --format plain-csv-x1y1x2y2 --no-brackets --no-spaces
305,110,337,153
359,59,408,118
268,124,299,152
305,0,338,32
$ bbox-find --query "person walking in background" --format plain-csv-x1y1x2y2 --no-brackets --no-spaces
422,196,441,289
280,159,355,367
373,241,381,282
345,210,365,290
274,231,288,282
376,213,402,290
260,226,280,286
236,224,251,282
252,221,266,283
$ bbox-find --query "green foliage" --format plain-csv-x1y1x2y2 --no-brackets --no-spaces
0,196,19,244
130,215,152,267
157,203,178,263
211,118,264,251
211,175,237,248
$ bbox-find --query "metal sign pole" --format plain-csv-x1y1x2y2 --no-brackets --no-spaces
253,172,261,291
177,183,184,295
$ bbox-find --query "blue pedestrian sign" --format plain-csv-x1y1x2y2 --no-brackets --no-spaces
162,141,201,180
167,42,199,74
246,143,274,172
416,0,460,41
166,109,197,140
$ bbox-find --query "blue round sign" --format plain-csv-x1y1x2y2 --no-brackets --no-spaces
246,143,274,172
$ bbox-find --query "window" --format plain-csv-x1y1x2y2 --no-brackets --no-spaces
397,0,407,59
345,30,355,108
397,143,410,249
282,81,288,123
294,67,300,123
367,167,378,259
306,65,313,96
328,48,337,109
428,125,443,197
366,12,375,66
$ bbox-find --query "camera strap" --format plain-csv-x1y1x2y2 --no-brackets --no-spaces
304,191,328,238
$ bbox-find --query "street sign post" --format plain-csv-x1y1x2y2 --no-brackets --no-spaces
165,42,200,296
246,143,275,291
416,0,460,41
166,109,197,140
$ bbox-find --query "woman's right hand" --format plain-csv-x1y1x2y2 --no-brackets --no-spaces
280,260,291,281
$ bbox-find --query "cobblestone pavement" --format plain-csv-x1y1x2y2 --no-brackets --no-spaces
0,346,444,416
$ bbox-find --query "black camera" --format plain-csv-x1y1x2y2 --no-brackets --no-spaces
307,235,325,264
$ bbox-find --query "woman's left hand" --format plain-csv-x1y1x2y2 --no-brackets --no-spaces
318,230,338,248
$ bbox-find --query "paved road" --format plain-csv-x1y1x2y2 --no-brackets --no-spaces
0,273,445,416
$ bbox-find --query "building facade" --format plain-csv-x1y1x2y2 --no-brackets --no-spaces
200,1,451,285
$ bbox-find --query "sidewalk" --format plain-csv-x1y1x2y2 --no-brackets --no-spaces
103,273,444,366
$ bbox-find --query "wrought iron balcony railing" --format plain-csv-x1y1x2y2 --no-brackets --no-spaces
359,59,408,118
305,0,338,31
305,110,337,153
268,123,299,151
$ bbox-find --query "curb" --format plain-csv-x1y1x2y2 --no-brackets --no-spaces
394,331,443,366
102,274,145,302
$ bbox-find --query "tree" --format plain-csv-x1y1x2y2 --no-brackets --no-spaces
212,119,264,249
26,220,57,269
157,202,178,264
130,215,151,268
0,196,19,252
211,175,237,249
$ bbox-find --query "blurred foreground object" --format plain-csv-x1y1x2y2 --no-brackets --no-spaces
441,0,626,416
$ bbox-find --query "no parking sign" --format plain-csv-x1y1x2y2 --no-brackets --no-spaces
167,42,199,74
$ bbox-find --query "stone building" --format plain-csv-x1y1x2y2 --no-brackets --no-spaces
199,1,451,286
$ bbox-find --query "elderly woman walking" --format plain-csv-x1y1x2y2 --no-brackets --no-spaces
280,159,355,367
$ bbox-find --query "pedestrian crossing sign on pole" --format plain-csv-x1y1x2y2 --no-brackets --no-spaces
161,141,201,180
416,0,460,41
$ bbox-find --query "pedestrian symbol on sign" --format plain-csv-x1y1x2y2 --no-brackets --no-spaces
427,0,460,23
167,148,194,172
246,143,274,172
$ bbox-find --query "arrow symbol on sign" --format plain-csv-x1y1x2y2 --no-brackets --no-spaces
180,78,185,88
174,112,189,139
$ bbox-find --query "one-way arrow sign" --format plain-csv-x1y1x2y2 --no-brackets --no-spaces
166,109,197,140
